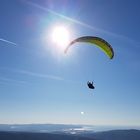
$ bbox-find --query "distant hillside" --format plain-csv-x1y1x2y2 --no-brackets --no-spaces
0,128,140,140
0,131,95,140
81,129,140,140
0,124,88,132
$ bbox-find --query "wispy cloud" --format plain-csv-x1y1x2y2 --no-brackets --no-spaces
0,67,81,84
0,38,17,46
0,67,63,81
0,77,27,84
0,70,63,86
18,69,64,81
14,69,83,84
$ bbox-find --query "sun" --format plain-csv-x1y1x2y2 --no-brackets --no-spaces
81,112,85,115
51,26,70,51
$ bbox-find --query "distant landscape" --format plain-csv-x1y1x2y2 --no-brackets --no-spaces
0,124,140,140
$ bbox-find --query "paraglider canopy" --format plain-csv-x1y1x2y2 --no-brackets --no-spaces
64,36,114,59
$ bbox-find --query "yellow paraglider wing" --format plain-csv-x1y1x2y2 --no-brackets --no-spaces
65,36,114,59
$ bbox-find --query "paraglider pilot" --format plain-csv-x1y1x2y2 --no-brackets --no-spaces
87,81,95,89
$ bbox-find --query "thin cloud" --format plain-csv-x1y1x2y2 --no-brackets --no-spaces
0,69,63,86
14,69,83,85
0,38,17,46
0,66,79,83
18,69,63,81
0,67,64,81
13,69,83,83
0,77,27,84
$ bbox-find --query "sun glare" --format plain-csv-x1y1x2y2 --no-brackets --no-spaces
51,26,70,51
81,112,85,115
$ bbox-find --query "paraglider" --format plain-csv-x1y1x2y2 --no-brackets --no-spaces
64,36,114,90
64,36,114,59
87,81,95,89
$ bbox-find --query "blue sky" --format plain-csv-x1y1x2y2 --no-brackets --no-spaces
0,0,140,126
